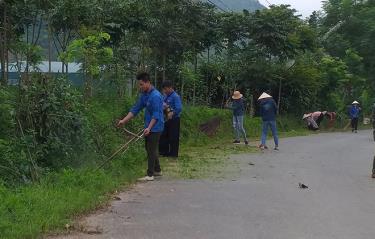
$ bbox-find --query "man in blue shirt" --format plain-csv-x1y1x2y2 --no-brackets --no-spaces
117,72,164,181
159,80,182,158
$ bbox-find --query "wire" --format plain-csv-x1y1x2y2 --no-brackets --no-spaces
215,0,231,11
207,0,228,13
264,0,272,6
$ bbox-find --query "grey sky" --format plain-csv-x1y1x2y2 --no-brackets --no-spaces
258,0,323,18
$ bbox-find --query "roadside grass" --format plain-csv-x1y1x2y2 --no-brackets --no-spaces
161,143,259,180
0,148,146,239
0,103,315,239
161,111,310,180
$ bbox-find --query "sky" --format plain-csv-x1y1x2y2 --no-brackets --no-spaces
258,0,323,18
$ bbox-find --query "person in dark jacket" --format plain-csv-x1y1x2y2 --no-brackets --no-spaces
258,92,279,150
159,80,183,157
349,101,361,133
231,91,248,145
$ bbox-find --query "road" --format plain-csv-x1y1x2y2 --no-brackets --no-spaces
50,130,375,239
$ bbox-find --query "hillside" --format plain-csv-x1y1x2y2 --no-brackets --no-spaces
208,0,265,12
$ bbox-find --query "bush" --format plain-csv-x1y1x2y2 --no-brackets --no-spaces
16,74,89,171
0,87,15,137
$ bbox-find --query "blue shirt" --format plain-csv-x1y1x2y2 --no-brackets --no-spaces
164,91,182,118
130,88,164,133
260,98,277,121
349,105,360,119
232,98,245,116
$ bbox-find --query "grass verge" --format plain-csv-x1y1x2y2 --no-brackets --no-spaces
0,104,312,239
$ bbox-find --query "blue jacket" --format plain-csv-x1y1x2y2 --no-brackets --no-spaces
349,105,360,119
260,98,277,121
164,91,182,118
232,98,245,116
130,88,164,132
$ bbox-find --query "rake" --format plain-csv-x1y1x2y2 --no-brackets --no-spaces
96,128,144,170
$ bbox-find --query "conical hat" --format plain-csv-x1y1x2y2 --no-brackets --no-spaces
302,113,311,120
352,101,359,105
232,91,243,100
258,92,272,100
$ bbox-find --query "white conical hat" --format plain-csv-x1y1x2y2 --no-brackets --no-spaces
258,92,272,100
352,101,359,105
302,113,311,119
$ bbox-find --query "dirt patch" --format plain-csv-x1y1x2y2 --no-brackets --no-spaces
199,117,221,136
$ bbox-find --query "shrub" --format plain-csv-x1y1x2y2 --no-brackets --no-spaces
16,74,89,171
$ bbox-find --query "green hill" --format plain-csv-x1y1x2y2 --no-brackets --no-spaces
208,0,265,12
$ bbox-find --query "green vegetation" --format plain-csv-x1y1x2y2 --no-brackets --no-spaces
1,0,374,238
2,0,372,114
0,94,309,238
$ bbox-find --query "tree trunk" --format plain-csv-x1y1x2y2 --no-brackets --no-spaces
115,63,121,97
6,36,8,84
162,50,166,84
250,95,254,118
48,24,52,74
154,67,157,88
25,25,30,83
0,33,4,85
127,67,132,97
207,47,210,64
180,71,184,100
84,73,93,100
0,2,6,85
277,77,282,115
4,2,8,85
193,54,198,106
206,48,210,105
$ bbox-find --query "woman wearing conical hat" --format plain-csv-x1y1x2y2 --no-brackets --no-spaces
349,101,361,133
258,92,279,150
231,91,249,145
302,113,319,131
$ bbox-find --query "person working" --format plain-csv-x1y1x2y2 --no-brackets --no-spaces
117,72,164,182
303,113,319,131
231,91,248,145
311,111,324,126
258,92,279,150
159,80,182,158
324,111,337,128
349,101,361,133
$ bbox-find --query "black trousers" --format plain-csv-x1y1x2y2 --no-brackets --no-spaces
351,118,359,131
159,117,180,157
145,132,161,177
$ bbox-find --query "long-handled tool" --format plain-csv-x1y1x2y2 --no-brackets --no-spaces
96,129,144,170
